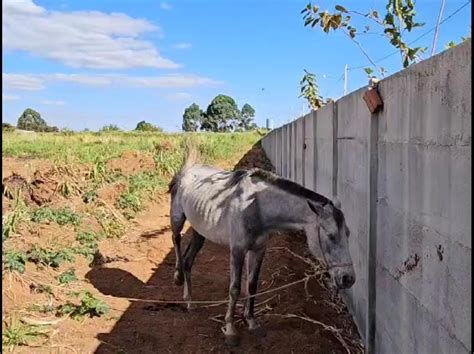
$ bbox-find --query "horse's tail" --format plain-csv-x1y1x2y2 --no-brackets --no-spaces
168,141,200,194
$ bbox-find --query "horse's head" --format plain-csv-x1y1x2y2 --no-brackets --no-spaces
305,198,355,289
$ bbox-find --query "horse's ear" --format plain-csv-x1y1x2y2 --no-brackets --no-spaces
332,197,341,209
307,200,326,216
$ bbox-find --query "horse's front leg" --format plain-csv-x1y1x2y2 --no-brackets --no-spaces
244,246,267,336
224,246,246,346
170,209,186,286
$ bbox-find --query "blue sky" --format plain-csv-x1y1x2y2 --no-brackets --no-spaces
3,0,471,131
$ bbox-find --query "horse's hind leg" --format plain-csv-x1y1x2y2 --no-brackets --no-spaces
244,246,267,336
224,246,246,346
170,198,186,286
181,229,205,310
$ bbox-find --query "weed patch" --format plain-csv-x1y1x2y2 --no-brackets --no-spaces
57,268,77,285
2,318,49,352
56,291,109,320
30,207,81,227
26,245,75,268
3,250,28,274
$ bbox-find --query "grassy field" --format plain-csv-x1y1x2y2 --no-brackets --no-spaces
2,130,261,352
3,130,262,164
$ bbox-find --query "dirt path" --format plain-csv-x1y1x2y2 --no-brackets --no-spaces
3,143,362,353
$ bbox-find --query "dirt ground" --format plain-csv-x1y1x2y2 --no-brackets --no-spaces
2,142,363,354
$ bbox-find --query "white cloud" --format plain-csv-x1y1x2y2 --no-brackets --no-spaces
3,94,20,100
173,42,192,50
166,92,192,101
3,0,179,69
160,2,172,10
41,100,66,105
2,73,44,90
3,72,223,90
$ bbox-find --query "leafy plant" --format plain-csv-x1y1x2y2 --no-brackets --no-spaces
72,231,103,260
99,124,121,132
30,207,81,227
57,268,77,285
26,246,75,268
56,291,109,320
3,250,28,274
299,70,326,110
301,1,426,73
2,318,49,352
134,121,162,132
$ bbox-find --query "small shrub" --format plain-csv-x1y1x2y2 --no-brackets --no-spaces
116,191,142,212
2,318,49,351
99,124,121,132
72,231,104,260
56,291,109,320
134,121,163,132
31,207,81,227
57,268,77,285
2,123,15,132
26,246,75,268
3,250,28,274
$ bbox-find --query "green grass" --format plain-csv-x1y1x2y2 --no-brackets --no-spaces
30,207,82,227
2,130,261,165
2,318,49,352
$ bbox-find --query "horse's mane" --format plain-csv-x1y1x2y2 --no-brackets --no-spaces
247,168,344,227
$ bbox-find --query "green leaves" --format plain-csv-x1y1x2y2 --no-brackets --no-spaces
31,207,81,227
3,250,27,274
299,70,325,111
56,291,109,320
302,1,426,71
364,67,374,77
57,268,77,285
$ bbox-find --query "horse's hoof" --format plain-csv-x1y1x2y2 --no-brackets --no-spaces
249,326,267,337
174,271,184,286
224,334,240,347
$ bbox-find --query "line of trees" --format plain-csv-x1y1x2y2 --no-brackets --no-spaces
182,94,257,132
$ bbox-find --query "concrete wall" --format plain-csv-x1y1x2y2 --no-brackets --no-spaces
261,40,471,353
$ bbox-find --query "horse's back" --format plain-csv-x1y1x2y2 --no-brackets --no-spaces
177,166,246,244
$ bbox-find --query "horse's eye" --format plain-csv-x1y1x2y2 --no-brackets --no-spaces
328,234,337,242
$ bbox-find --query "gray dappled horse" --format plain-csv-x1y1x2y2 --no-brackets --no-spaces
168,147,355,346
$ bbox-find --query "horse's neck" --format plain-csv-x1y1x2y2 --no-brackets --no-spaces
259,185,311,232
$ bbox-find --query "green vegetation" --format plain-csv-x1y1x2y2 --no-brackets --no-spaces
16,108,58,132
182,95,258,132
30,207,82,227
99,124,121,132
57,268,78,285
135,120,162,132
3,250,28,274
2,318,49,352
3,130,260,164
26,246,75,268
56,291,109,320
